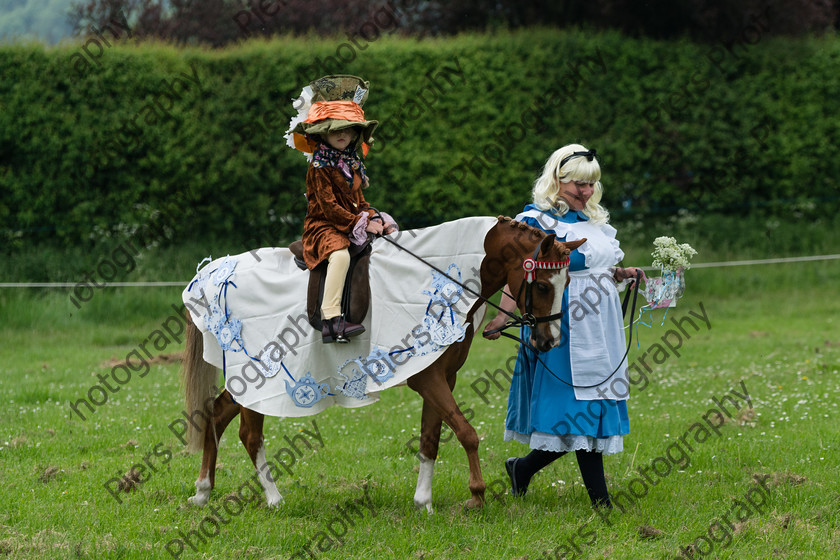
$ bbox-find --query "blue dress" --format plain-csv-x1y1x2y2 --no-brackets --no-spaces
504,206,630,454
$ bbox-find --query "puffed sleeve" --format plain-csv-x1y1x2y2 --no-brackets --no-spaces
514,210,574,238
601,223,625,264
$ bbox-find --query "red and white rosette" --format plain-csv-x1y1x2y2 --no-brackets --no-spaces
522,258,537,283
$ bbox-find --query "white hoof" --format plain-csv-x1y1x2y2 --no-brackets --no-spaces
188,494,209,507
189,478,211,507
413,498,434,514
266,494,284,509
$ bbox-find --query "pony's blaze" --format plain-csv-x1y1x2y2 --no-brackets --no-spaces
547,268,569,343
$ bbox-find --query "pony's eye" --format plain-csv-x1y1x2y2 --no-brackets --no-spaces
535,282,551,294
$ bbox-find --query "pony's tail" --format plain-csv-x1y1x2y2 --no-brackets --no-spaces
181,313,219,453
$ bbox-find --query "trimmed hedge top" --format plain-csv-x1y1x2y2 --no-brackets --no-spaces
2,29,838,251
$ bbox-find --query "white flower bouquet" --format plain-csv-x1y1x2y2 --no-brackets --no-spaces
642,237,697,308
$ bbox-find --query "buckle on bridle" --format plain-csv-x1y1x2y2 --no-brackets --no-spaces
522,312,537,328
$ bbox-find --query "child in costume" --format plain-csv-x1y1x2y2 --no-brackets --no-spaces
286,75,397,343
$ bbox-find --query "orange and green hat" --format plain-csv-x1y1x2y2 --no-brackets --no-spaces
287,75,378,156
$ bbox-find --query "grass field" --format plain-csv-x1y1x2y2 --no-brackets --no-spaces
1,238,839,559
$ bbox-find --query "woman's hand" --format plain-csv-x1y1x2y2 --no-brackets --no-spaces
482,314,509,340
613,267,645,288
483,285,518,340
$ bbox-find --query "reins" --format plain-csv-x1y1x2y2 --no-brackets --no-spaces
520,272,640,389
376,230,640,391
376,233,563,332
499,270,642,390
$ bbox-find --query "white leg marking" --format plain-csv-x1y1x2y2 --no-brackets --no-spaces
255,443,284,508
413,453,435,514
548,270,569,342
188,476,211,507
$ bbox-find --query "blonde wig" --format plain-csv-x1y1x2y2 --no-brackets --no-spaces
532,144,609,224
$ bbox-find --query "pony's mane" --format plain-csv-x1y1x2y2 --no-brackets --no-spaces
495,215,569,254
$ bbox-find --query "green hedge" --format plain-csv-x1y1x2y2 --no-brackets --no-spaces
2,29,838,253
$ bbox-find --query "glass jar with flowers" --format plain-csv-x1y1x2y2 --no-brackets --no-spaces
640,236,697,308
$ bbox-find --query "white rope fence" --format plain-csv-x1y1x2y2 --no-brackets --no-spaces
2,254,839,288
640,253,840,271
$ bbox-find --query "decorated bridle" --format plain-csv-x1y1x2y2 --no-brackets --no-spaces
503,241,643,391
517,242,571,328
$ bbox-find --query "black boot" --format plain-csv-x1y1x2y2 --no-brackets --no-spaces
322,315,365,343
505,449,566,497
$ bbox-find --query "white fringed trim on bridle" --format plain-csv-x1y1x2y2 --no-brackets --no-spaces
522,257,570,283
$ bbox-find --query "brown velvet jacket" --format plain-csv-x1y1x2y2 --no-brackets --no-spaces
302,165,372,269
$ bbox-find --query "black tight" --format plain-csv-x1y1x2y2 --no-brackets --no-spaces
512,448,611,506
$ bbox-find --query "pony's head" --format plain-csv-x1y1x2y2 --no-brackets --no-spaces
484,217,586,352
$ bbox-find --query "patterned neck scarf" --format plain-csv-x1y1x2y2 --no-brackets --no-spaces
312,142,367,185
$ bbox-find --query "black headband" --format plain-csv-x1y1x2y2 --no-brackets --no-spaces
559,148,597,170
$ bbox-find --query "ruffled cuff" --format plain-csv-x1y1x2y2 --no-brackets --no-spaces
379,211,399,232
574,224,624,269
350,212,369,245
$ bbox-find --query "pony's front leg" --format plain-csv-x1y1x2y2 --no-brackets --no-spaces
189,391,241,507
410,365,486,510
413,400,445,513
239,408,284,508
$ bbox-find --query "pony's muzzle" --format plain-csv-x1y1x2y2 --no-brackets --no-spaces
529,334,556,353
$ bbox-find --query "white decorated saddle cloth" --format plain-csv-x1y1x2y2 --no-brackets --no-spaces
182,217,496,417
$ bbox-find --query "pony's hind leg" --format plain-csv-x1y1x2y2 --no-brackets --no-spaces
239,408,284,508
189,390,241,507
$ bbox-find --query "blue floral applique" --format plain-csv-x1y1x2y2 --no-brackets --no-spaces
255,348,283,379
211,256,238,285
363,346,397,384
212,316,243,352
335,360,370,401
188,255,246,354
202,302,225,332
421,264,467,348
335,345,397,400
284,373,330,408
422,264,464,307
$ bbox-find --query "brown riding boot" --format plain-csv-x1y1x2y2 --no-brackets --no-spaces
322,315,365,344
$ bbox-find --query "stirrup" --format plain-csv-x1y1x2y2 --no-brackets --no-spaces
334,315,349,343
322,315,349,344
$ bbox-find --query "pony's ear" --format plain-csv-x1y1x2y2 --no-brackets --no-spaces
539,233,557,256
561,238,586,254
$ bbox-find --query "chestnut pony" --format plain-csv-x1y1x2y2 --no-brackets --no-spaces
180,216,583,511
